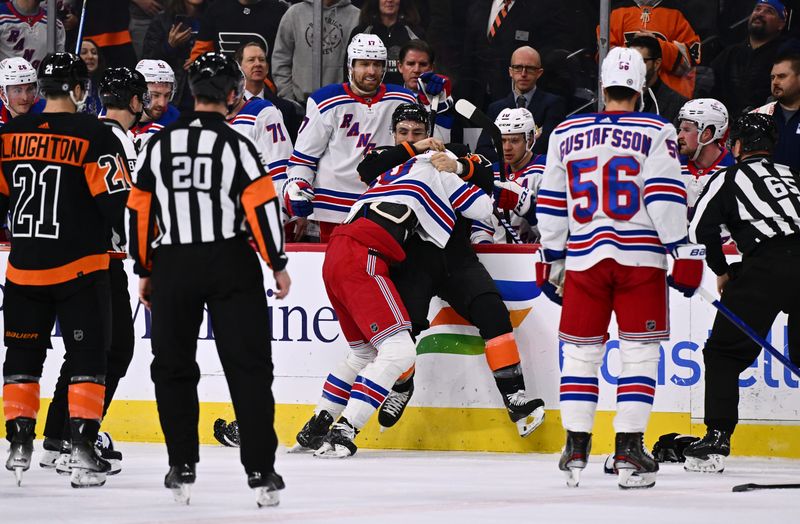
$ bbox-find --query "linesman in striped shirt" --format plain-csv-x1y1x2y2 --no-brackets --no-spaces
127,52,290,508
685,112,800,473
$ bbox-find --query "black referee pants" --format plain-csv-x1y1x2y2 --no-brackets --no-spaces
150,237,278,475
703,237,800,434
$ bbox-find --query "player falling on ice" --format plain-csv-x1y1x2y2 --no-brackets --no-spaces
536,47,704,489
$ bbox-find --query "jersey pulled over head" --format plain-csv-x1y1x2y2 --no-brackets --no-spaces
347,33,387,94
100,67,149,124
188,52,244,109
601,46,646,102
678,98,729,161
37,52,89,111
0,57,38,116
729,112,778,158
391,102,429,144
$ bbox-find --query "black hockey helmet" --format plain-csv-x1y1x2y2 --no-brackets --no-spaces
37,52,88,96
391,102,429,132
188,52,243,102
99,67,148,110
729,112,779,154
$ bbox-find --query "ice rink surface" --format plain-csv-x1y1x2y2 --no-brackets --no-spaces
0,442,797,524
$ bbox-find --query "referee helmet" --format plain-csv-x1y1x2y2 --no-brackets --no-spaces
729,113,778,154
188,52,244,103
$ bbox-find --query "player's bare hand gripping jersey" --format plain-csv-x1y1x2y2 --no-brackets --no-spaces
286,83,417,223
536,112,688,270
347,150,494,248
0,112,130,285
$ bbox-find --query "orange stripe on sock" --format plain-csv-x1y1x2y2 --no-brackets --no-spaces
397,364,415,382
430,307,471,327
484,333,521,371
3,383,40,420
68,382,106,420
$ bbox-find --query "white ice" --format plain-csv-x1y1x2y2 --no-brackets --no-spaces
0,442,798,523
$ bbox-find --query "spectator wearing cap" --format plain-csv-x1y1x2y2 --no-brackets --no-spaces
629,35,687,123
476,45,565,159
712,0,788,117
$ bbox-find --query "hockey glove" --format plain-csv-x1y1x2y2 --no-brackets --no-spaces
535,251,565,306
494,180,533,217
667,244,705,298
419,72,451,96
652,433,700,463
284,180,315,218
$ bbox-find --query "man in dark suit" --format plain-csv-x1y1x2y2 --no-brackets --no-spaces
476,46,566,158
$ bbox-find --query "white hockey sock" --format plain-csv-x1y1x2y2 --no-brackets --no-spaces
614,340,660,433
341,331,416,429
316,341,377,419
559,343,604,433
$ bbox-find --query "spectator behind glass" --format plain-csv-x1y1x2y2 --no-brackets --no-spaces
272,0,359,104
0,0,65,67
142,0,206,113
130,0,165,60
750,53,800,170
349,0,423,86
79,39,105,115
712,0,788,117
629,35,687,123
82,0,138,68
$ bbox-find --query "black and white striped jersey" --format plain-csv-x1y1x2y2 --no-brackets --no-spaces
127,111,287,276
690,155,800,275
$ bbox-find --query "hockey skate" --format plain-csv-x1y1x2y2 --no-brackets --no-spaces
39,437,63,469
165,463,196,505
558,431,592,487
290,410,334,453
248,470,285,508
683,429,731,473
95,432,122,475
68,419,111,488
504,390,545,437
378,379,414,431
314,418,359,459
54,440,73,475
213,418,240,447
614,432,658,489
5,417,35,486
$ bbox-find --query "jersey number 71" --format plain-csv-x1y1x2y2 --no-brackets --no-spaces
567,155,641,223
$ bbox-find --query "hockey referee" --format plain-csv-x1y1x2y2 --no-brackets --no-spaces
127,52,290,507
685,112,800,473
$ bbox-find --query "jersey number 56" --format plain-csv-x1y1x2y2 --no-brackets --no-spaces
567,156,641,223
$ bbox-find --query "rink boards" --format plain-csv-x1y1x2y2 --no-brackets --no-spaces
0,245,797,457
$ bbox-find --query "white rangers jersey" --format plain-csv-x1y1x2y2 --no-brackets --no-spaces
0,3,64,69
537,112,688,271
286,82,417,224
347,151,494,248
680,147,735,210
130,104,180,152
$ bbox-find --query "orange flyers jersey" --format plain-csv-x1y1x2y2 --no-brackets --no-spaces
0,112,130,285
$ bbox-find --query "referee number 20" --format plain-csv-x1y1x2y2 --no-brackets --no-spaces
172,155,212,190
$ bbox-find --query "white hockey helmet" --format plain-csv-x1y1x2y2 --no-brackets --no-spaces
136,59,176,100
495,108,537,150
678,98,729,160
0,57,37,88
347,33,387,85
601,46,646,95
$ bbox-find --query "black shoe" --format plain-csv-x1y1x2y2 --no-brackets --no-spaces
294,410,334,451
314,417,359,458
165,464,196,504
248,471,285,508
378,378,414,429
559,431,592,487
213,418,240,447
614,432,658,489
683,429,731,473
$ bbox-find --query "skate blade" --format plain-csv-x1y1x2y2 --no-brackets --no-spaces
14,466,24,486
106,459,122,476
313,443,353,459
70,468,107,488
617,469,656,489
254,487,280,508
170,484,192,505
39,451,60,469
517,406,546,437
684,455,725,473
563,467,582,488
287,443,317,454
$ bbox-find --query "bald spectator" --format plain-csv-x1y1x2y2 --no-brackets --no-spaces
477,46,565,159
712,0,788,117
629,35,687,122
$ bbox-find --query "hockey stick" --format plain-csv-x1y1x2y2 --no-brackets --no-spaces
74,0,89,55
732,483,800,492
697,286,800,379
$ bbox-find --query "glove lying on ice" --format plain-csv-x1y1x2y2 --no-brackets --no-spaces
535,250,565,305
667,244,705,298
652,432,700,463
494,180,533,217
283,179,315,218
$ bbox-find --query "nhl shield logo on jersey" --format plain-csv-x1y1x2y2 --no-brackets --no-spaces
645,320,657,332
73,330,84,341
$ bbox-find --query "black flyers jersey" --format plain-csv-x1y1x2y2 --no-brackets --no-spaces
0,112,130,286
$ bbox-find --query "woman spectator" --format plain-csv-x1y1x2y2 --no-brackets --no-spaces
349,0,424,86
142,0,206,113
79,39,105,115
